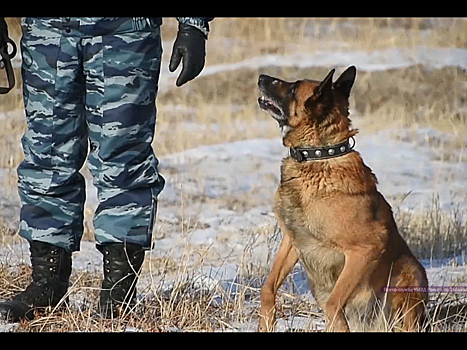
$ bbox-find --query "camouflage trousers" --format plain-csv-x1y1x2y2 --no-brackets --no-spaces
17,18,165,252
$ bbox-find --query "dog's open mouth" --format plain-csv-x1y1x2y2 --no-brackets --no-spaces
258,95,284,118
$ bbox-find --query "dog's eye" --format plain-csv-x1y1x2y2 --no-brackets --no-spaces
288,84,297,97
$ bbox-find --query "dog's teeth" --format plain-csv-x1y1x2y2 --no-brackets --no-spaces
260,96,266,101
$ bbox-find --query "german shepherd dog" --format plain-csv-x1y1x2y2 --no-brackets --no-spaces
257,66,428,332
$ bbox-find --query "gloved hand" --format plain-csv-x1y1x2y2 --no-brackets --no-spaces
169,23,207,87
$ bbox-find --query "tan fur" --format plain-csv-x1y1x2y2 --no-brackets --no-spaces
258,69,428,332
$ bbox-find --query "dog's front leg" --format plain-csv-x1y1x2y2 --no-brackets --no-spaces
259,222,298,332
325,250,378,332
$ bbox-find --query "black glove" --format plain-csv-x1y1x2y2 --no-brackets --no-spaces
169,23,207,87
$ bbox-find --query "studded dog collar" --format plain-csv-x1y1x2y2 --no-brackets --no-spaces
289,137,355,162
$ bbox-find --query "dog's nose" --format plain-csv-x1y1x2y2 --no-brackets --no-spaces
258,74,274,86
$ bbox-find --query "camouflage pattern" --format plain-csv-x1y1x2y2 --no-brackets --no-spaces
17,17,173,252
175,17,214,37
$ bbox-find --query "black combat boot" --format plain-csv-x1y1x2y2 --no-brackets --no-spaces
0,241,72,322
97,243,145,318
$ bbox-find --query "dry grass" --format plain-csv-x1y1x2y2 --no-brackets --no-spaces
395,195,467,261
164,18,467,64
0,199,466,332
1,17,467,332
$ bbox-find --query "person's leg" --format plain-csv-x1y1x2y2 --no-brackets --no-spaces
82,18,165,317
83,22,164,250
0,17,86,322
17,18,88,253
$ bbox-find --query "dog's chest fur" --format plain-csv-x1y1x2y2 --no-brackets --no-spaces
274,153,378,305
275,180,345,305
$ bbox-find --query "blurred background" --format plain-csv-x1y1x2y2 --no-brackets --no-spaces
2,18,466,159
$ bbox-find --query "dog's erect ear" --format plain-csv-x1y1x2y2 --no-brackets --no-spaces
333,66,356,97
316,68,335,97
305,68,335,115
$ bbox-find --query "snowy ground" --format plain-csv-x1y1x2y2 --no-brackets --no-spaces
1,121,467,331
1,44,467,332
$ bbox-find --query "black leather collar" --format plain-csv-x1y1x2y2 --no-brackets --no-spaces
289,137,355,162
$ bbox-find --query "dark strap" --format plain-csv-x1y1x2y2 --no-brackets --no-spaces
289,137,355,162
0,17,17,94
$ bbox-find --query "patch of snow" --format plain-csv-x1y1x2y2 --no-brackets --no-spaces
0,323,20,332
